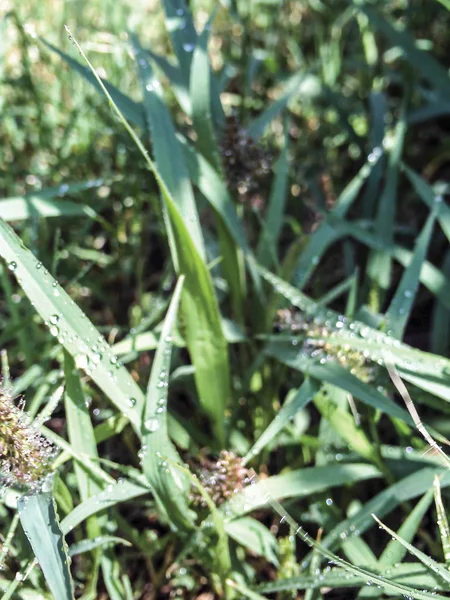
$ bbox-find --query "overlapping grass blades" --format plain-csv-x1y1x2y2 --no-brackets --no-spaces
63,28,231,445
257,263,450,405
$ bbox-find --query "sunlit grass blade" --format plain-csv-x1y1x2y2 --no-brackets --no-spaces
61,478,149,535
0,195,95,221
64,350,104,595
66,27,231,445
223,463,381,518
358,488,434,599
313,385,383,468
257,563,447,595
64,351,103,497
256,262,450,404
243,378,319,465
0,218,145,432
18,488,74,600
433,476,450,566
132,35,205,262
266,342,411,424
385,211,436,338
258,495,448,600
224,517,279,566
141,276,195,531
41,40,146,128
372,513,450,585
68,536,131,557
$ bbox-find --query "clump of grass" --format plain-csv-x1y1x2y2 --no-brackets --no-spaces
0,387,54,490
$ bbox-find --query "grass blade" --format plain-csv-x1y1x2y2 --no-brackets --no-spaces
18,488,74,600
0,218,145,433
243,378,319,465
65,27,231,445
385,211,436,338
141,276,194,531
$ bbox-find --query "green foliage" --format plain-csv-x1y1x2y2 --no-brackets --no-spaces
2,1,450,599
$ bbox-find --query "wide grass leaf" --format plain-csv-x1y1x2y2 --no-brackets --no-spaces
18,490,74,600
0,219,145,433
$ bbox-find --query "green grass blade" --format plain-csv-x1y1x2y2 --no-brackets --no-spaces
367,102,406,294
257,563,447,595
161,0,197,90
18,489,74,600
358,489,434,598
0,196,95,221
141,276,194,531
223,463,380,518
0,218,145,433
313,385,382,466
243,378,319,465
66,27,230,445
132,35,205,262
256,263,450,405
385,211,436,338
225,517,279,566
64,351,103,498
256,128,290,268
292,158,375,288
403,165,450,242
61,479,149,534
372,513,450,585
68,536,131,557
41,40,146,128
190,20,222,168
433,476,450,566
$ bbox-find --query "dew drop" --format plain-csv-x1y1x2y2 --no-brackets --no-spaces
182,42,195,52
75,354,89,369
8,261,17,272
144,417,160,433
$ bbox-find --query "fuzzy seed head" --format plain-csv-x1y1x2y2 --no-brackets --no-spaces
0,388,55,490
190,450,253,507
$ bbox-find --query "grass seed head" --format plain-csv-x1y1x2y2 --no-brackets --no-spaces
0,386,55,490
